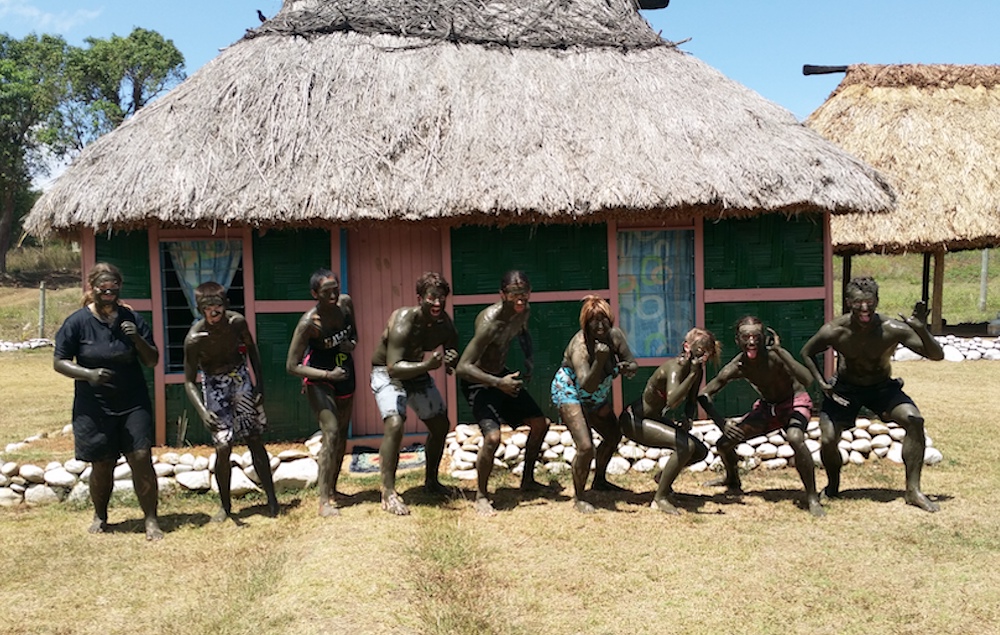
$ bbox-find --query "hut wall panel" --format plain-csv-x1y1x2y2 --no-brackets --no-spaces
95,231,152,298
346,226,448,439
252,229,332,301
254,313,318,440
703,214,824,289
703,300,825,417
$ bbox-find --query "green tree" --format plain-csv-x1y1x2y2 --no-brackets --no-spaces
0,29,184,272
0,33,71,273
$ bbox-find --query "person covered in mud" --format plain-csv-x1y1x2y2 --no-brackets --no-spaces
698,316,824,517
550,295,637,513
617,328,719,515
53,262,163,540
286,269,357,517
800,276,944,512
455,270,549,517
183,281,279,523
371,272,460,516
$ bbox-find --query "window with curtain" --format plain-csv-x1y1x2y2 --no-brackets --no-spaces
617,230,695,358
159,240,245,373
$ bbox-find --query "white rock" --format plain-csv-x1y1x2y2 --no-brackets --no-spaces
179,453,196,466
965,350,983,361
64,459,88,475
606,457,631,475
633,458,657,472
8,482,26,494
702,429,723,446
0,488,22,507
942,345,965,362
811,451,822,465
544,430,561,446
153,463,175,477
542,449,561,461
983,349,1000,361
1,462,18,477
461,442,480,452
807,427,821,440
766,433,786,446
925,435,933,447
450,459,474,471
24,484,61,506
894,347,923,362
450,468,478,480
839,448,849,465
886,443,904,464
735,444,755,458
619,445,645,460
455,450,479,464
848,450,866,466
173,463,193,474
889,428,907,441
277,449,310,461
0,474,6,487
44,467,77,488
5,443,26,453
216,468,259,497
777,445,796,459
838,440,851,451
113,463,132,480
870,434,892,449
644,448,662,460
493,458,506,468
545,461,569,474
873,446,890,458
112,479,135,494
503,444,521,462
79,465,91,483
67,482,90,503
563,446,577,464
755,443,779,459
272,458,318,491
850,439,872,454
853,428,872,440
18,464,45,484
193,455,210,471
44,461,61,472
805,439,821,453
658,456,669,469
158,452,180,465
62,423,74,435
493,444,505,458
157,478,177,496
176,470,212,491
687,460,709,473
549,444,565,456
841,430,854,443
868,422,891,436
924,447,943,466
509,432,528,449
511,462,524,476
762,458,788,470
560,431,573,446
746,436,768,448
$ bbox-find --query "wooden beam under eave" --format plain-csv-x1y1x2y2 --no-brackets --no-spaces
931,250,945,335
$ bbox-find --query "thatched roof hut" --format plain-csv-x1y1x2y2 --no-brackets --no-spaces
807,64,1000,330
26,0,894,238
807,64,1000,256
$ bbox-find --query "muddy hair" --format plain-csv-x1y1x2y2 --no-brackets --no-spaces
846,276,879,299
734,314,763,333
416,272,450,297
684,327,722,363
500,270,531,293
309,268,338,293
82,262,124,306
579,294,613,331
194,281,228,309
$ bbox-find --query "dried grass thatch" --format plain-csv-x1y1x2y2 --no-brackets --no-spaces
26,0,894,237
807,64,1000,255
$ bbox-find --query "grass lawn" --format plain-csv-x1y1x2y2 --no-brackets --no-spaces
1,352,998,635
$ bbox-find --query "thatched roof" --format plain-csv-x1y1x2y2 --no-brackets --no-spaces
26,0,894,237
807,64,1000,255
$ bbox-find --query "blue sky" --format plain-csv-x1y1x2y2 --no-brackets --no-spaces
2,0,998,119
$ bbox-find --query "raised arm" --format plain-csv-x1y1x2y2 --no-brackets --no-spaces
892,301,944,361
768,330,814,388
800,325,835,391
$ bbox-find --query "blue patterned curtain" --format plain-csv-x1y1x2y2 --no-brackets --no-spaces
617,230,694,357
166,240,243,320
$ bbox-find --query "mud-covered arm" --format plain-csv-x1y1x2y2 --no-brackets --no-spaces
771,343,814,388
894,301,944,361
339,295,358,353
800,326,835,391
386,311,441,380
182,330,215,427
697,361,738,427
611,328,638,379
237,315,265,399
285,315,338,382
517,322,534,382
121,312,159,368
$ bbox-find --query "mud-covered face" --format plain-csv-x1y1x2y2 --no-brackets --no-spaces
685,337,711,362
501,284,530,314
199,296,226,325
737,323,764,360
847,288,878,327
419,287,448,320
586,316,611,341
313,277,340,307
93,275,121,307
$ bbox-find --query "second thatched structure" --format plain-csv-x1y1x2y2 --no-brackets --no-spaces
807,63,1000,331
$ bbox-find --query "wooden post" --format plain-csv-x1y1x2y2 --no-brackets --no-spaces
979,249,989,312
841,254,852,315
931,250,945,334
921,253,932,305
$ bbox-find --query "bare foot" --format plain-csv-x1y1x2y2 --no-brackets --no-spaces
474,497,497,517
905,491,940,513
806,496,826,518
520,477,544,492
651,497,682,515
211,507,230,523
267,498,280,518
574,499,596,514
424,481,453,497
145,518,164,541
591,479,629,493
819,486,841,503
704,476,743,495
381,492,411,516
319,501,341,517
88,517,108,534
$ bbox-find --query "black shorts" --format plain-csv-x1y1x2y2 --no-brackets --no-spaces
73,406,154,462
619,398,676,444
822,378,915,427
460,378,544,434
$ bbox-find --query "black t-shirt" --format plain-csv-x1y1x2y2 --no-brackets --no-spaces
54,306,154,416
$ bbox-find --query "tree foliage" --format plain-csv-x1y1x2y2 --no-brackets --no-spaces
0,28,184,272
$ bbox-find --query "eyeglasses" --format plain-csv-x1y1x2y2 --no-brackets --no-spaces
96,287,120,296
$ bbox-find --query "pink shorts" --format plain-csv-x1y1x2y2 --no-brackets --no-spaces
739,391,812,435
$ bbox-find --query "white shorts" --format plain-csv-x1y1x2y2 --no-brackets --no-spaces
370,366,447,421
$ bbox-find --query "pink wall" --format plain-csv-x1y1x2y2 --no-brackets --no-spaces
346,225,450,440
